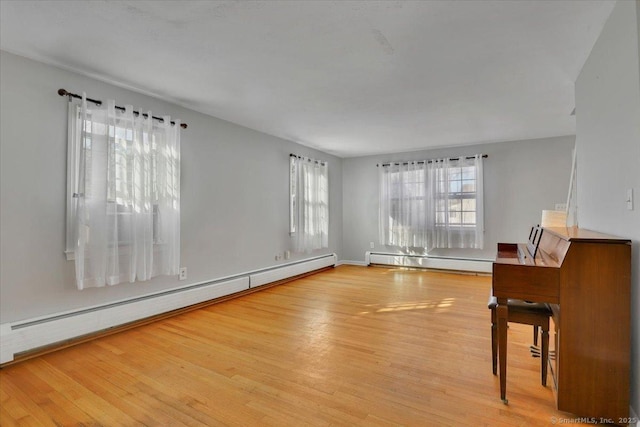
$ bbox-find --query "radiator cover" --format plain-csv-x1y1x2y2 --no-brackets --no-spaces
366,251,492,273
0,254,336,364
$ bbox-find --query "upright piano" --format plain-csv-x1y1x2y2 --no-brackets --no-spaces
492,226,631,421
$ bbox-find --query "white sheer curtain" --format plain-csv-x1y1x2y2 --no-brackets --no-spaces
378,161,428,248
74,94,180,289
425,155,484,250
291,156,329,253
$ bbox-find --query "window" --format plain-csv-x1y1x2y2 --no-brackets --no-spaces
290,155,329,253
66,107,160,257
379,155,484,250
66,97,181,289
428,156,484,249
378,161,428,248
434,163,479,228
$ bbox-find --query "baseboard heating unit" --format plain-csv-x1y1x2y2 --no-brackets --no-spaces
0,253,336,364
366,251,492,274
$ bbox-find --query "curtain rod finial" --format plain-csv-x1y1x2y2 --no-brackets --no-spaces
58,88,68,97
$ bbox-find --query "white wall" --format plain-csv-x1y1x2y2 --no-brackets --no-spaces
0,51,343,324
341,136,575,263
575,0,640,418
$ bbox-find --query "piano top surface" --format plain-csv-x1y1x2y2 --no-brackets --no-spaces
494,227,631,267
542,226,632,244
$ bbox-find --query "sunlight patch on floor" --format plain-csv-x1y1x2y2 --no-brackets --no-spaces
357,297,455,315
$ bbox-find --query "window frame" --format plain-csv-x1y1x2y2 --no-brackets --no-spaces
289,155,329,252
433,163,479,229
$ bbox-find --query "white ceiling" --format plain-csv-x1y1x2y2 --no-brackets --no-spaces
0,0,614,158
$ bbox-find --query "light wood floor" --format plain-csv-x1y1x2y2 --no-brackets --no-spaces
1,265,595,426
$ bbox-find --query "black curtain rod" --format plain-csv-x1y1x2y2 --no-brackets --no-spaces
290,153,327,165
58,89,188,129
377,154,487,167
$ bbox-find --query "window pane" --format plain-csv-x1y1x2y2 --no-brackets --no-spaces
115,126,127,140
462,180,475,192
449,211,461,224
448,168,461,180
448,199,461,211
463,212,476,225
462,199,476,211
462,167,475,180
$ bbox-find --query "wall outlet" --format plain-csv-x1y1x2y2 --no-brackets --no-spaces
275,254,282,261
179,267,187,281
370,241,375,249
554,203,567,211
627,188,633,211
284,250,291,260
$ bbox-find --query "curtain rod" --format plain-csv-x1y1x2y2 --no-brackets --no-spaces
58,89,188,129
377,154,487,167
290,153,327,166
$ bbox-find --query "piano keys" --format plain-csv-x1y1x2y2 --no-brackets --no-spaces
492,226,631,422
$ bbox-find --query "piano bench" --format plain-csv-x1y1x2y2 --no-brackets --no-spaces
488,295,552,387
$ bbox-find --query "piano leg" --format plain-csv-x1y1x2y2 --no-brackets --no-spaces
491,307,498,375
497,297,509,404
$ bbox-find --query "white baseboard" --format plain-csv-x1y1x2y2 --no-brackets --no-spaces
365,251,493,273
250,254,336,287
336,260,367,266
0,254,336,364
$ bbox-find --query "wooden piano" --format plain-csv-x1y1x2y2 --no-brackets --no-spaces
492,226,631,421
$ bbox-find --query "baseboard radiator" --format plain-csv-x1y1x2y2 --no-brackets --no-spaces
366,251,493,273
0,253,336,364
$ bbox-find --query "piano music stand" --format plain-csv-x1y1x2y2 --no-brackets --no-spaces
526,225,543,259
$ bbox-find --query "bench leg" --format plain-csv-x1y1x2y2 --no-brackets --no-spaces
541,328,549,387
497,301,509,404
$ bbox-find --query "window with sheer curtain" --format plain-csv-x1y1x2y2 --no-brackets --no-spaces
290,155,329,253
66,94,181,289
379,155,484,250
378,161,428,248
